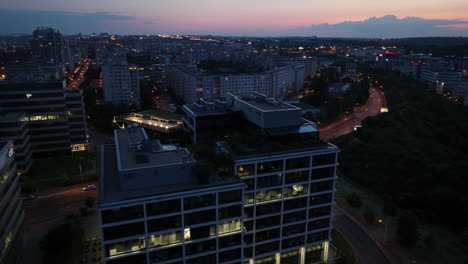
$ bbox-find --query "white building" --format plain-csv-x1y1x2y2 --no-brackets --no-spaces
166,63,306,103
103,65,141,109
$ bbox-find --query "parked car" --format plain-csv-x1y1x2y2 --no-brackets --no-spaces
82,185,96,191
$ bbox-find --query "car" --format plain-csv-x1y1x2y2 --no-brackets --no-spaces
22,194,36,201
82,185,96,191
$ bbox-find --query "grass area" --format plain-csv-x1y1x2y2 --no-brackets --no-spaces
21,151,98,192
140,110,183,120
331,229,357,264
335,176,468,264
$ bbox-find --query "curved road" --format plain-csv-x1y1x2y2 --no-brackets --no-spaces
320,87,385,140
334,207,391,264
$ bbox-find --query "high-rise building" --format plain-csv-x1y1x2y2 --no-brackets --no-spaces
31,27,64,67
102,65,141,109
0,71,88,157
98,92,339,264
0,141,24,264
0,113,33,173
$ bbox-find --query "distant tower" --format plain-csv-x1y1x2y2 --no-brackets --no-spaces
31,27,64,67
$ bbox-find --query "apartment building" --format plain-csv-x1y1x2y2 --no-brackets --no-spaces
165,63,306,104
0,141,24,264
102,65,141,109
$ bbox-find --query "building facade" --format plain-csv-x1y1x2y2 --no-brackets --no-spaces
165,63,306,104
0,78,88,157
0,113,33,173
99,92,339,264
31,27,64,67
102,65,141,109
0,141,24,264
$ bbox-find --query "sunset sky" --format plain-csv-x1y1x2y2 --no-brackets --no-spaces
1,0,468,37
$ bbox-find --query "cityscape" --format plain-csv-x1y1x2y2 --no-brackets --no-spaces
1,2,468,264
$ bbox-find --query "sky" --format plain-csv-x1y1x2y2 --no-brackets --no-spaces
1,0,468,37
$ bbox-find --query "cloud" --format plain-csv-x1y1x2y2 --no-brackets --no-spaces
0,9,137,34
295,15,468,38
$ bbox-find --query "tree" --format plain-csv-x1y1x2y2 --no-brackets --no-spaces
397,211,420,247
85,196,95,208
363,207,376,224
346,193,363,208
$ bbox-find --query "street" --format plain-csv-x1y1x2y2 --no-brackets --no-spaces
333,206,391,264
22,182,99,264
320,87,385,140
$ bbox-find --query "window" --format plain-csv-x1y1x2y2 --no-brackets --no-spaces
149,246,182,263
256,188,282,203
282,235,305,249
245,207,254,218
238,164,255,177
219,190,242,204
310,180,334,193
101,205,144,224
245,193,254,205
310,193,333,205
257,174,282,188
255,241,279,255
284,197,307,211
147,199,181,216
308,218,330,231
307,231,329,244
311,162,336,179
286,157,310,170
103,222,145,241
218,220,241,234
309,206,331,218
219,205,242,219
256,201,281,216
281,249,301,264
219,234,241,249
284,184,308,198
185,240,216,256
184,194,215,210
285,170,309,184
148,232,182,248
147,215,181,233
283,210,307,224
257,160,283,174
282,223,306,237
255,215,280,229
189,225,216,240
256,228,280,242
219,248,241,262
185,209,216,226
108,253,147,264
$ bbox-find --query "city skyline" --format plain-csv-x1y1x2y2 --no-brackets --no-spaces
1,0,468,37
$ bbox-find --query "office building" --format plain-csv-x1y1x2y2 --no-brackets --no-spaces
31,27,64,67
0,113,32,173
99,92,339,264
0,75,88,156
420,68,461,84
102,65,141,109
0,141,24,264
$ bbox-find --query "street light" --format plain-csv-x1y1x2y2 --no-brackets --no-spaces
378,219,388,245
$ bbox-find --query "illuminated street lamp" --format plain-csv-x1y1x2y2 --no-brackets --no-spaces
378,219,388,245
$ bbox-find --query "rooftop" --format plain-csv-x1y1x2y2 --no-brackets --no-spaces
228,91,300,112
115,128,194,171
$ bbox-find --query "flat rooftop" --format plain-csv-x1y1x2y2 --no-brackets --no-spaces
115,128,194,171
100,143,239,205
229,91,301,112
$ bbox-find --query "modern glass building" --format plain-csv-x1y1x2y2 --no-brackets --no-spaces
99,92,339,264
0,141,24,264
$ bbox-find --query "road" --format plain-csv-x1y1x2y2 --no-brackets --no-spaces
22,182,98,264
320,87,385,140
67,58,90,90
333,206,391,264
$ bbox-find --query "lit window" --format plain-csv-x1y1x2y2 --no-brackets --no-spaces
26,94,32,98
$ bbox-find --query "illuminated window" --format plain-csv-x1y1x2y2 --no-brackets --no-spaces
26,94,32,98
